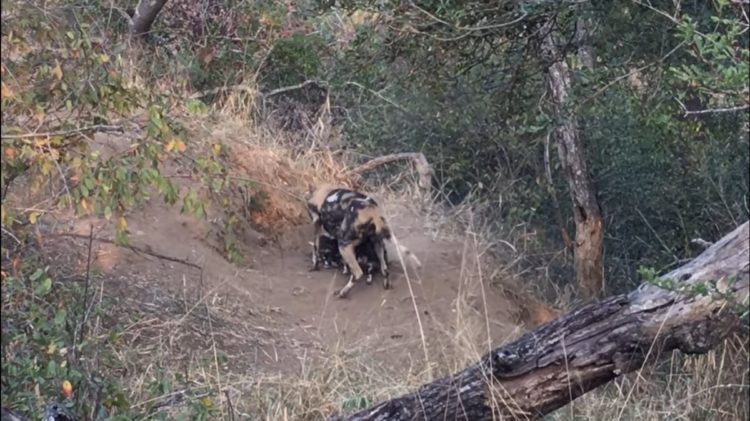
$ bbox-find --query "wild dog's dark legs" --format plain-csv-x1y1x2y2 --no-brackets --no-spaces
310,221,322,271
374,240,389,289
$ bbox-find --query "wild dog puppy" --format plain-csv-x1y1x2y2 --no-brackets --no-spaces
344,236,388,285
312,233,341,269
311,234,385,282
307,184,368,271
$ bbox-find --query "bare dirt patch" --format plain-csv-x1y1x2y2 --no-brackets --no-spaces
36,184,543,383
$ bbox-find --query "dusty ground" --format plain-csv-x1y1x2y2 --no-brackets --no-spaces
2,123,558,414
34,189,533,384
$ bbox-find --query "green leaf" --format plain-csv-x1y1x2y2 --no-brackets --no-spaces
116,167,128,181
47,360,58,376
30,268,45,281
104,206,112,220
54,309,67,326
186,99,207,115
35,277,52,296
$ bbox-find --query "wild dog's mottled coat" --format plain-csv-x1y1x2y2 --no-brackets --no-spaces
307,184,421,298
307,184,368,271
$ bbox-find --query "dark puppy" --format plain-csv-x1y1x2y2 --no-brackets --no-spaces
345,237,388,284
312,233,341,269
357,239,388,284
312,234,386,284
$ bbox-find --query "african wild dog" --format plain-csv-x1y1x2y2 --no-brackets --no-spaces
307,185,421,298
307,184,368,271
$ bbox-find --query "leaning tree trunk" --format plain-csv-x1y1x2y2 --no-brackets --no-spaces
542,20,605,300
330,221,750,420
129,0,169,39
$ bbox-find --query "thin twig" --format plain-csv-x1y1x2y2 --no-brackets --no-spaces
224,390,236,421
680,103,749,117
51,232,202,269
410,3,528,32
189,78,324,101
1,124,124,140
109,1,133,27
264,79,326,98
0,226,21,246
1,175,14,202
344,81,410,114
73,225,94,362
205,292,224,418
189,84,256,100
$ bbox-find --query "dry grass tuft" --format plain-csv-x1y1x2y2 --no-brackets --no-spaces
173,112,355,234
558,333,749,421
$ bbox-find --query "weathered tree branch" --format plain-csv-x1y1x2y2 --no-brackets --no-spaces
331,221,750,421
348,152,433,192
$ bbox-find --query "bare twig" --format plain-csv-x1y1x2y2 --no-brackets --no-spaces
0,124,124,140
0,225,21,246
680,103,750,117
225,390,236,421
109,1,133,27
343,81,410,114
189,84,256,100
264,79,327,98
72,225,94,362
51,232,202,269
410,3,528,33
189,79,325,101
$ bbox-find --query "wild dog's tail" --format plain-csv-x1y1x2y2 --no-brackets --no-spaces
391,236,422,269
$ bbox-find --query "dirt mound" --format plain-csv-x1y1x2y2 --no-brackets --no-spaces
199,121,355,234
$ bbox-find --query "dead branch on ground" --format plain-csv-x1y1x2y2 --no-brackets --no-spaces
348,152,433,193
331,221,750,421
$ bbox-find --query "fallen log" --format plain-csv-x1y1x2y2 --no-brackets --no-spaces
331,221,750,420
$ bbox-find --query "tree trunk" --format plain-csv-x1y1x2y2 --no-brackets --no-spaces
129,0,169,39
330,221,750,421
575,17,595,70
542,20,605,300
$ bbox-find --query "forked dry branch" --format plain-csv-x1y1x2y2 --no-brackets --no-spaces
348,152,433,194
